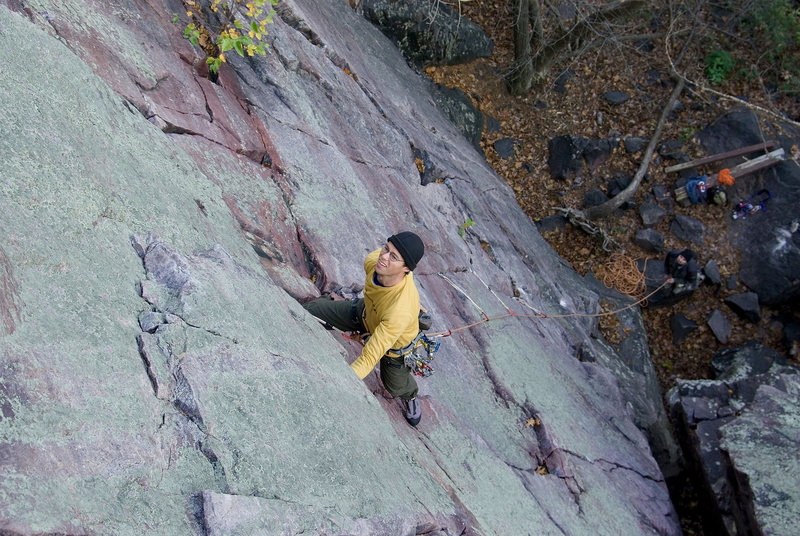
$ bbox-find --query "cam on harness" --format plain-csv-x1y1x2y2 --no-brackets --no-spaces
386,332,440,377
732,189,771,220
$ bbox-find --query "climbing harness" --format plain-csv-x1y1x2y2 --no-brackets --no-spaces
383,331,440,377
732,189,771,220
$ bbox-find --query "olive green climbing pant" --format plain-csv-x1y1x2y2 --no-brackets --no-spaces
303,296,419,400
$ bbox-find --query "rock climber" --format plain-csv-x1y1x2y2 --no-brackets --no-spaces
664,248,700,295
303,231,426,427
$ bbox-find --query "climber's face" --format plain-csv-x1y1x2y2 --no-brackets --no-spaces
376,242,409,283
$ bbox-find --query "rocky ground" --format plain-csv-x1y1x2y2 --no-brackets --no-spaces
425,2,800,395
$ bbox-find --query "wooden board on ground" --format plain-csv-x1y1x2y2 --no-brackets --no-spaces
674,148,785,206
664,140,777,174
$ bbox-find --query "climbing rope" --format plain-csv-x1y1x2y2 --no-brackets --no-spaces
425,269,668,340
594,253,647,300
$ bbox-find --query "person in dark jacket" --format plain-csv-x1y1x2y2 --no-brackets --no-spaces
664,249,699,294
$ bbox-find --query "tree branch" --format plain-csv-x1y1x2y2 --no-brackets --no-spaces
584,76,685,220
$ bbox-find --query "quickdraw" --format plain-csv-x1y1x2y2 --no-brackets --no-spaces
403,334,440,377
732,189,771,220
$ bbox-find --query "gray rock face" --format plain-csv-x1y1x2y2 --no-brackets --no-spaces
669,342,798,536
0,2,679,535
580,274,682,479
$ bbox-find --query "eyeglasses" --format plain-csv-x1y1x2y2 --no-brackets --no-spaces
381,244,404,264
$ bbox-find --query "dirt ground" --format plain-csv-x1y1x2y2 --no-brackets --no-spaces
424,2,799,391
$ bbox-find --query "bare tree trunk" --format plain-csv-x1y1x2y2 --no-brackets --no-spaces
584,77,685,220
508,0,535,95
507,0,646,95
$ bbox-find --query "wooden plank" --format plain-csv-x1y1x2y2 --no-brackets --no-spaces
727,148,785,177
673,148,785,205
664,140,777,174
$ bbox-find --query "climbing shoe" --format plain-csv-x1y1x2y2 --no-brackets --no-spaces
402,398,421,427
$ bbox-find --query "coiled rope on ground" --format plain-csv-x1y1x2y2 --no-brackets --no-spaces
594,253,647,300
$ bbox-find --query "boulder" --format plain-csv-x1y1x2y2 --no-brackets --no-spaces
783,320,800,355
535,214,568,233
607,176,632,197
670,214,705,244
703,260,721,285
547,135,620,180
670,314,698,345
360,0,493,68
711,340,787,382
493,137,517,159
724,292,761,323
486,115,502,133
583,138,617,171
726,274,739,290
547,134,587,179
633,229,664,253
639,202,667,227
669,342,798,536
639,258,691,307
583,187,609,208
604,91,630,105
658,139,684,158
719,382,800,536
429,82,484,153
552,69,575,93
708,309,733,344
652,183,674,211
624,136,648,153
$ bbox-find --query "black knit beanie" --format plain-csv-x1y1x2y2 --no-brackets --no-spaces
388,231,424,271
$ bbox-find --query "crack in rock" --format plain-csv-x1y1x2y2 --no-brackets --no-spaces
131,233,235,495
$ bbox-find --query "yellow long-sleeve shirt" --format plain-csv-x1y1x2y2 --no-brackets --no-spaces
349,249,420,379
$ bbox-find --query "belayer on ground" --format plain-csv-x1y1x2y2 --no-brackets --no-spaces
664,248,701,295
